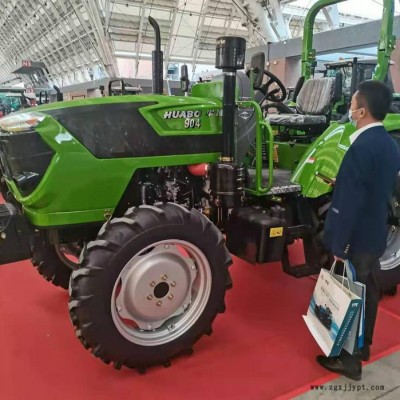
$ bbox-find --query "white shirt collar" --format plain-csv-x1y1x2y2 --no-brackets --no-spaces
349,122,384,144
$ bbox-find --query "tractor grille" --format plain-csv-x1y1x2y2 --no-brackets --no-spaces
0,128,54,196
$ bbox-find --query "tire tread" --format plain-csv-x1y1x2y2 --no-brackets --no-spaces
69,202,232,370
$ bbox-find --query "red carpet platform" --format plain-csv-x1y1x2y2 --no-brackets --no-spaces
1,254,400,400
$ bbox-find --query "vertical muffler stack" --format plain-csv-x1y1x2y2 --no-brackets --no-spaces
148,17,164,95
209,37,247,210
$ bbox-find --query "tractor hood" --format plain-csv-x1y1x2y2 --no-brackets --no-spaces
0,95,225,227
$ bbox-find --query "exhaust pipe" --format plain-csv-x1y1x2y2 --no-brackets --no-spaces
208,36,247,210
215,36,246,160
53,85,63,102
148,17,164,95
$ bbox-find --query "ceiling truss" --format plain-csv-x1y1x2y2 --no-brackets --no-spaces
0,0,372,87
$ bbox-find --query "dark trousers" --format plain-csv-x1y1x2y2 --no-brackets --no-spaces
337,254,380,367
349,253,381,347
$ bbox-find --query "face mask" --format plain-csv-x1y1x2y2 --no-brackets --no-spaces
349,108,362,127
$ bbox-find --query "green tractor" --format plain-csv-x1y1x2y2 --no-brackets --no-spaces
267,0,397,135
324,58,385,119
0,3,399,372
0,88,32,117
323,58,400,118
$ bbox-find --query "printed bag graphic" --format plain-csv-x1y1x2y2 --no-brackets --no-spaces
303,266,362,357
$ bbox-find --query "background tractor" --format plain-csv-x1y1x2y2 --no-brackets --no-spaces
0,1,399,372
323,58,395,119
267,0,398,133
0,88,33,117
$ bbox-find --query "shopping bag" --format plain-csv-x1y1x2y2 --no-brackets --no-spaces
332,261,366,354
303,265,362,357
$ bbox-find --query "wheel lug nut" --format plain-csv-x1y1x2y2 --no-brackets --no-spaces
150,281,156,287
162,275,168,281
171,281,176,287
116,306,122,312
191,265,196,270
168,294,174,300
156,301,162,307
147,295,153,300
164,244,170,249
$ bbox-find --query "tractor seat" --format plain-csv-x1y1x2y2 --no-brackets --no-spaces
267,113,327,126
267,77,335,128
246,167,301,195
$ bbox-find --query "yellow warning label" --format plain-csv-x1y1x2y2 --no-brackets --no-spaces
270,227,284,238
273,145,279,163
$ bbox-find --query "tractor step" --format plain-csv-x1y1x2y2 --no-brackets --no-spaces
282,256,320,278
246,168,301,194
0,203,32,265
282,230,322,278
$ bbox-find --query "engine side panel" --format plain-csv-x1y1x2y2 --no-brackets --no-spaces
45,103,221,158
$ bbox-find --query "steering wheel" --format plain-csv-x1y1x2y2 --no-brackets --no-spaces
246,69,287,104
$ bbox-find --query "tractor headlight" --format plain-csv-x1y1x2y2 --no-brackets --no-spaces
0,112,45,134
0,112,53,196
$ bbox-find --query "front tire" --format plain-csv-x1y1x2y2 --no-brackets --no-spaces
32,232,79,289
68,203,232,370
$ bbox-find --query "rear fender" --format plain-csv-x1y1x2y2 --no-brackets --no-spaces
291,122,355,198
384,113,400,132
292,115,400,198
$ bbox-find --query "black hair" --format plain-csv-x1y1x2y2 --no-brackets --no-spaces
356,80,393,121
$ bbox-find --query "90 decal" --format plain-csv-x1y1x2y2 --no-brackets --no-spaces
184,118,201,129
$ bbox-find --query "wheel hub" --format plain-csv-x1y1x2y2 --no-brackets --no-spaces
115,244,197,330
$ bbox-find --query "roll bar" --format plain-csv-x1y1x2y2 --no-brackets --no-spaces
301,0,395,82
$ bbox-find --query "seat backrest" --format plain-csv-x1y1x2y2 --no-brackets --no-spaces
292,76,305,103
297,77,335,115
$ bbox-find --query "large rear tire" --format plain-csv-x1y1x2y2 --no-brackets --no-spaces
380,135,400,292
379,173,400,292
68,203,232,371
314,196,400,293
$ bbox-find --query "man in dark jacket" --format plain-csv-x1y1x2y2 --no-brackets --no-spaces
319,81,400,380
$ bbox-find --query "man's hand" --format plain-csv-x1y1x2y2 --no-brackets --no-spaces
334,255,346,263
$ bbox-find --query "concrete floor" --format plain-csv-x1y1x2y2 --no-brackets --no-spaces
295,351,400,399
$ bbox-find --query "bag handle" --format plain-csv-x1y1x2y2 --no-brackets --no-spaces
329,260,356,291
329,260,337,275
329,260,356,281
